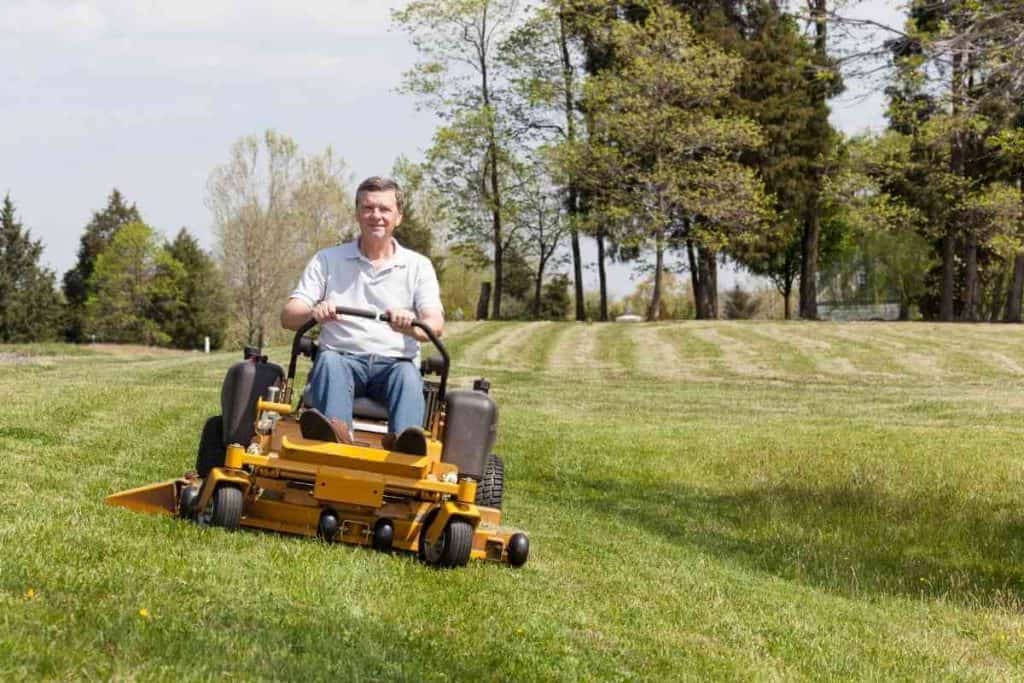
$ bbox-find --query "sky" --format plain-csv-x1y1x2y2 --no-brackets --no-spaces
1,0,907,298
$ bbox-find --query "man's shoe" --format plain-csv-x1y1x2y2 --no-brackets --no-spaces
383,427,428,455
300,409,353,444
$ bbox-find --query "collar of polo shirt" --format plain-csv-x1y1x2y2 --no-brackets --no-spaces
347,238,409,271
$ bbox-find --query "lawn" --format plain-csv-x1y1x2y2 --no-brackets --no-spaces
2,321,1024,680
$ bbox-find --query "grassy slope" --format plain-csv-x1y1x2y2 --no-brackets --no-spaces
2,322,1024,680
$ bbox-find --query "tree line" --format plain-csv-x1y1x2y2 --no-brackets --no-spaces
391,0,1024,322
6,0,1024,347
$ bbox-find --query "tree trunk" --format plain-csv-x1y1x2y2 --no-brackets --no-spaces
799,210,819,319
694,245,718,320
1004,252,1024,322
687,240,705,319
706,250,719,319
988,265,1007,322
533,263,544,319
558,11,586,322
596,228,608,321
647,236,664,321
942,48,965,322
570,218,584,320
962,234,979,321
479,19,504,321
799,0,828,322
476,282,491,320
940,231,956,322
781,278,793,321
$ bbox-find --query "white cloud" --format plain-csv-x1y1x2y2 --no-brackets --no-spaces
1,1,396,39
0,1,108,37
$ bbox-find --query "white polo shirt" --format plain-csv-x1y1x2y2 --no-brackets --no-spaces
289,239,443,360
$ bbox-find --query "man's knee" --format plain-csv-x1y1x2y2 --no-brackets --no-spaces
390,361,422,391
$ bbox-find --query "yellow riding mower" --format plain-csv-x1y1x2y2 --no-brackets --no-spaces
106,306,529,568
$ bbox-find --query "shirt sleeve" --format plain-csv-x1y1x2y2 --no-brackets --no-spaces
289,252,326,307
413,257,443,314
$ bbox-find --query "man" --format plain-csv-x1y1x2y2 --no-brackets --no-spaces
280,176,444,453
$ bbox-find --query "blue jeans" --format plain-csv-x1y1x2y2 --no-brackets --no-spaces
306,350,424,434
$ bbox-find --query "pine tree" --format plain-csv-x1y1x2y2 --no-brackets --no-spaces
157,229,229,350
0,195,63,342
0,197,60,342
62,189,142,341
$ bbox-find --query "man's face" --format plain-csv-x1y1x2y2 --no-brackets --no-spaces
357,190,403,242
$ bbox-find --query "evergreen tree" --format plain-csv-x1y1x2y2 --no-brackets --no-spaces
62,189,142,341
0,195,63,342
724,284,760,320
539,273,571,320
722,3,836,320
157,229,229,350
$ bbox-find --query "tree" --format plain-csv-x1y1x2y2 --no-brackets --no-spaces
878,2,1024,322
62,189,142,341
715,2,834,320
157,229,229,349
0,195,63,342
394,0,523,319
724,284,761,319
539,272,571,319
509,157,570,318
84,221,167,345
503,1,589,320
577,2,769,321
206,130,354,345
797,0,840,320
391,155,445,266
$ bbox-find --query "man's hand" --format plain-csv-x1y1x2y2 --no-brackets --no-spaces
386,308,417,336
312,299,342,324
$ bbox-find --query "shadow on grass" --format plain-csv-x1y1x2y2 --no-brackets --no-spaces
574,473,1024,607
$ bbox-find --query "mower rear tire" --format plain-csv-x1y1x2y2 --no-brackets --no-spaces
419,512,473,568
196,416,226,478
211,485,243,530
474,454,504,509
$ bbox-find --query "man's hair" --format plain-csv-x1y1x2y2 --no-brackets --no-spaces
355,176,404,214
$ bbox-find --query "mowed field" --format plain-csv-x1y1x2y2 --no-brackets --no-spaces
3,321,1024,680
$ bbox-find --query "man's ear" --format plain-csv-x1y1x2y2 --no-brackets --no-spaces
394,211,403,228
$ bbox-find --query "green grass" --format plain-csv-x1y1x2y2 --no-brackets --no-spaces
3,322,1024,680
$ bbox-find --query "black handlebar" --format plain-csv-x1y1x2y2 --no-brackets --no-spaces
287,306,449,401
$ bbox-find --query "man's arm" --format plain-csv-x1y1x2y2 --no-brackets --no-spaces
282,298,345,330
281,298,313,331
386,306,445,343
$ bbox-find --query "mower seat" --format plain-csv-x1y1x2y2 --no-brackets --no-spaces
301,385,389,422
353,397,389,421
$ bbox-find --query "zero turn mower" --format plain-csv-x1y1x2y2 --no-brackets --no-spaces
106,306,529,568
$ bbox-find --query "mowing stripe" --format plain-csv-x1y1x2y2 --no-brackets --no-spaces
593,323,636,374
632,324,694,381
478,323,551,370
547,322,599,375
689,325,772,378
451,322,520,367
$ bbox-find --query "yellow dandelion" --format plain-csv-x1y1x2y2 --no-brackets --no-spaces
139,608,151,619
24,588,36,600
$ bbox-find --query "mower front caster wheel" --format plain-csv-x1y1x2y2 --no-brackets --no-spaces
199,485,243,530
178,485,200,519
419,514,473,568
